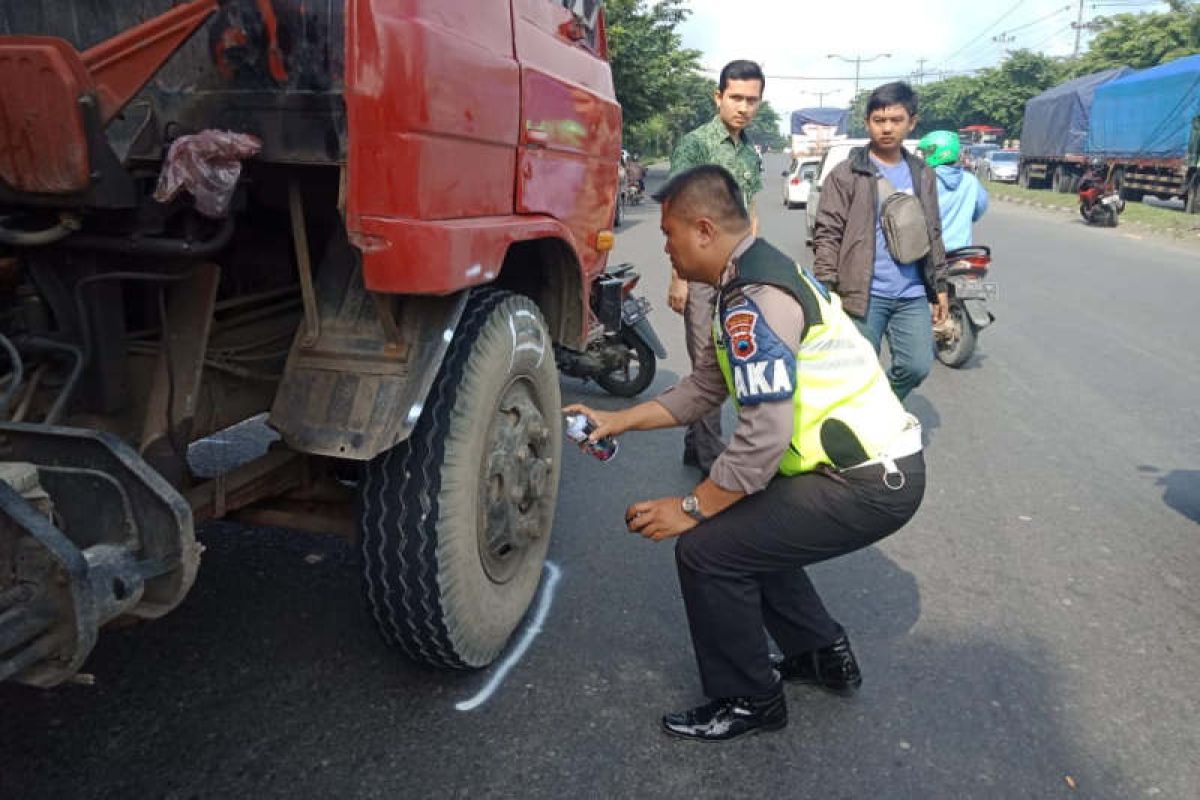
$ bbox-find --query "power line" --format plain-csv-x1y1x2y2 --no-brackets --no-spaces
997,4,1072,37
941,0,1027,66
1029,22,1076,52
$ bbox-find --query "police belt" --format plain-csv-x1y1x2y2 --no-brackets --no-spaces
839,416,923,490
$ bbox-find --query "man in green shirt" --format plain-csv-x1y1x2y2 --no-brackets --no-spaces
667,60,765,474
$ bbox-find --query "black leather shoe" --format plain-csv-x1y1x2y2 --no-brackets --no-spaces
773,635,862,696
661,686,787,742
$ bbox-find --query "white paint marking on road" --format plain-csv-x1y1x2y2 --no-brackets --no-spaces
455,561,562,712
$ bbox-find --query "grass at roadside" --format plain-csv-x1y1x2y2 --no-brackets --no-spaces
984,179,1200,240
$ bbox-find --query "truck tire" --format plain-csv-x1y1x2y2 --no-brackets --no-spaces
1185,175,1199,215
1112,168,1143,202
1052,165,1066,193
359,289,561,669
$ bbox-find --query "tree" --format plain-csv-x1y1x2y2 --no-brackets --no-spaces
747,101,787,150
604,0,704,152
1067,0,1200,75
859,51,1062,139
967,50,1063,137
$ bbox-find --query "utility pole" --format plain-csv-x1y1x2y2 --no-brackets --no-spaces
801,89,838,107
1072,0,1085,58
914,58,929,85
828,53,892,98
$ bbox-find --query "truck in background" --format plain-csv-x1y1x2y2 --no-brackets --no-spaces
0,0,620,687
1018,67,1131,192
1086,54,1200,212
789,107,849,159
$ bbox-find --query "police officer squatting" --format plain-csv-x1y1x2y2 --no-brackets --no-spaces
564,165,928,743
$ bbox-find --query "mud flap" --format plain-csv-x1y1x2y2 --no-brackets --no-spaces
962,298,994,328
270,227,469,461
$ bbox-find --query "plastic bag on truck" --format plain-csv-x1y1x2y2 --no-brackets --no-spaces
153,130,262,218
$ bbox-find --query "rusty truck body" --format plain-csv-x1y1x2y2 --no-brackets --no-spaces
0,0,620,686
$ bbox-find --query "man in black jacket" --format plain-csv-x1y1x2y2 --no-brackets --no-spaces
812,82,948,400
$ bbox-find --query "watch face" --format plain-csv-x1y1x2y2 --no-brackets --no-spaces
683,495,699,513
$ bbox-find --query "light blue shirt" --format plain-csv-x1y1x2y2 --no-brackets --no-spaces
870,155,926,300
933,165,989,251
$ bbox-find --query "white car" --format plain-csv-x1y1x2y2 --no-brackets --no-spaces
980,149,1019,182
806,138,921,245
782,157,820,209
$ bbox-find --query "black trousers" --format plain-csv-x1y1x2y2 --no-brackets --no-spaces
674,452,926,699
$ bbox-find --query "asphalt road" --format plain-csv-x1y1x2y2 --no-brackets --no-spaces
2,155,1198,799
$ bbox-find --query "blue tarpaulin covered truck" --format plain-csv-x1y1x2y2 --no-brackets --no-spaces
789,107,849,157
1018,67,1131,193
1086,54,1200,212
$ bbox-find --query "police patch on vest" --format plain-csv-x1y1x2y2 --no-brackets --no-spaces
724,309,759,360
721,297,796,405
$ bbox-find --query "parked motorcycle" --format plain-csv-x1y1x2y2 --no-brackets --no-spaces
1078,170,1124,227
556,264,666,397
934,245,995,368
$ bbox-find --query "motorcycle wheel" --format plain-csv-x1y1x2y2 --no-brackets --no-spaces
1103,206,1119,227
594,328,657,397
935,303,977,368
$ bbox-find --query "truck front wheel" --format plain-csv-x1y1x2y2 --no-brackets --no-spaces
358,289,561,668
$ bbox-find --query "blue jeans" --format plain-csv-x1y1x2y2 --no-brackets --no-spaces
853,295,934,400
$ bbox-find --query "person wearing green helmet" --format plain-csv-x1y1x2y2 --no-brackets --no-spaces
917,130,988,251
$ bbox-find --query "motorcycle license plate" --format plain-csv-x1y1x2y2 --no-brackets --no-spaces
956,277,998,301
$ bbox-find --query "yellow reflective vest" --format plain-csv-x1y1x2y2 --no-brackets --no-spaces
714,239,913,474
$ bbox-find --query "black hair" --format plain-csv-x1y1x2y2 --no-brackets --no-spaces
865,81,918,118
652,165,749,233
718,60,766,93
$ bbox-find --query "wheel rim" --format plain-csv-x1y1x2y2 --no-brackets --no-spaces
478,378,554,584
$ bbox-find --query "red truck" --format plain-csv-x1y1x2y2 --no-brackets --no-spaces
0,0,620,686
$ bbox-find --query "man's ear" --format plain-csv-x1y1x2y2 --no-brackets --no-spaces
712,89,722,108
695,216,718,245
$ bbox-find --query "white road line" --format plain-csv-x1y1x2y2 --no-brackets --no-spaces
455,561,562,712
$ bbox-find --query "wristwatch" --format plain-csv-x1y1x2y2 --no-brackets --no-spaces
681,494,707,522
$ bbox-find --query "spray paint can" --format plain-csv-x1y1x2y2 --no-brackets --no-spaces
563,413,618,462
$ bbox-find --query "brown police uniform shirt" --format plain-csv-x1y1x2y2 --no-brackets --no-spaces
655,236,803,494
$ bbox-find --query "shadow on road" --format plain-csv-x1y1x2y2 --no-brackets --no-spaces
1154,469,1200,524
943,350,990,371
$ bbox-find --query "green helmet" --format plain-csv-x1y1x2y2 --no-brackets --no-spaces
917,130,960,167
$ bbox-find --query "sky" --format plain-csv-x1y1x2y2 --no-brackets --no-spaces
675,0,1170,134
